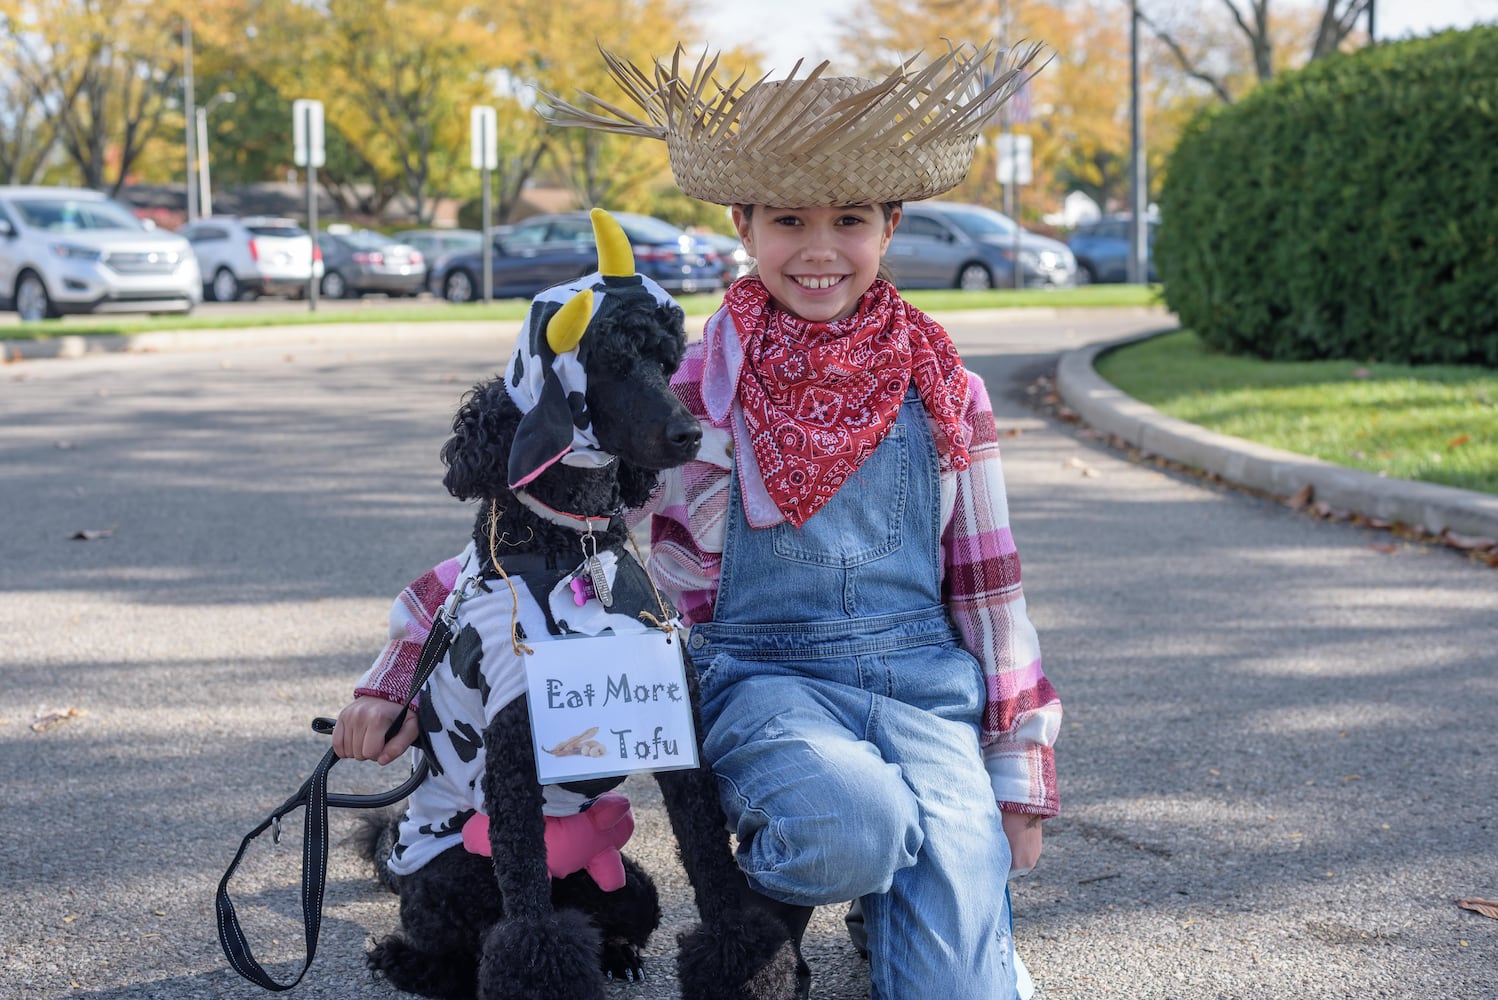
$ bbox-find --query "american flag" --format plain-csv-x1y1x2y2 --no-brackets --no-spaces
1006,79,1033,125
985,76,1033,127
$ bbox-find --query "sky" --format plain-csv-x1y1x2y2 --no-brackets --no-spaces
695,0,1498,76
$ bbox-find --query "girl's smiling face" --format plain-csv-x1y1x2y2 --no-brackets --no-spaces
732,203,900,323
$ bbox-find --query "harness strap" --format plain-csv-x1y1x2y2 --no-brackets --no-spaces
215,605,457,991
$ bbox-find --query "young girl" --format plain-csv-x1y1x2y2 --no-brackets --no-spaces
339,43,1060,1000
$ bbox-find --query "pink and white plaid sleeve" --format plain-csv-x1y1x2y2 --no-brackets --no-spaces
638,348,730,627
355,556,464,703
943,373,1061,817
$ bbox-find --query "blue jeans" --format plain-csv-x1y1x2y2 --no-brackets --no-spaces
689,389,1018,999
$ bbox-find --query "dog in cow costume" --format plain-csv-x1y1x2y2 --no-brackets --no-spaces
355,209,805,1000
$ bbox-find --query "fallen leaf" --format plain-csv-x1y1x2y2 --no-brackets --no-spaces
1441,530,1497,552
1447,434,1470,449
31,706,83,732
70,529,113,541
1064,457,1102,478
1285,484,1315,510
1368,543,1399,554
1457,898,1498,919
1003,427,1023,438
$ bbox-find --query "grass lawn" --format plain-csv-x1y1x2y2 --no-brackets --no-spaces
1096,330,1498,496
0,284,1162,341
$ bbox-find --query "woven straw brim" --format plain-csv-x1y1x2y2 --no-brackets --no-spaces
542,42,1046,207
667,77,982,205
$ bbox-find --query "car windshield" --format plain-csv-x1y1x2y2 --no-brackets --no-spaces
940,206,1017,239
13,197,144,232
618,214,686,243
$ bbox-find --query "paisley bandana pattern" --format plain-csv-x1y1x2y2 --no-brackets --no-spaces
723,277,970,527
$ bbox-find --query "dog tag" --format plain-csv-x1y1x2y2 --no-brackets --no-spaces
584,556,614,608
579,532,614,608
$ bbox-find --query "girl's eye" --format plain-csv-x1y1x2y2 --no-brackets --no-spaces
772,215,802,226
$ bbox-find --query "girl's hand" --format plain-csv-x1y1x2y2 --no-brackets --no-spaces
331,696,417,765
1002,811,1044,876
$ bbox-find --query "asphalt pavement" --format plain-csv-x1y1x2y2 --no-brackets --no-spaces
1,309,1494,999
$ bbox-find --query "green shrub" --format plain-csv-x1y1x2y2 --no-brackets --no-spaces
1156,27,1498,366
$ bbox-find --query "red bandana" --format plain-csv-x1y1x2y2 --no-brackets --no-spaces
724,277,971,528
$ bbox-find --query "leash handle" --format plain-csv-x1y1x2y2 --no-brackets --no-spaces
216,610,456,990
214,748,335,991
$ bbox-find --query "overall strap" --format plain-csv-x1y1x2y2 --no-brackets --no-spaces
214,593,459,991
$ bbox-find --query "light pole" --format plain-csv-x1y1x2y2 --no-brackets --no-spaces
183,20,197,222
196,92,237,218
1127,0,1148,284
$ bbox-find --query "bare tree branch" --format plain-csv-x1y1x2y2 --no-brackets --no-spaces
1134,6,1237,103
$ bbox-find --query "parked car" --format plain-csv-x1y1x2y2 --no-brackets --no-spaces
178,215,321,301
0,185,201,320
885,200,1076,290
428,231,604,302
696,231,754,284
503,212,724,295
393,228,483,290
314,226,426,298
1065,215,1158,284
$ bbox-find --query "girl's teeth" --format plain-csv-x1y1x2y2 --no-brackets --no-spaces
796,276,838,289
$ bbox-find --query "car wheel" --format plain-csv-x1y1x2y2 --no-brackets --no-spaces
956,263,993,291
443,270,476,303
14,271,57,321
320,270,349,299
1076,262,1096,286
210,267,241,302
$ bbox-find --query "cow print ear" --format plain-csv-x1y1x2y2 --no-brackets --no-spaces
510,352,524,387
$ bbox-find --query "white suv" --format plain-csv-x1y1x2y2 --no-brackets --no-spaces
178,216,321,301
0,185,202,321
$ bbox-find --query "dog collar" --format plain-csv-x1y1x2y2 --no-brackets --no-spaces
512,489,621,533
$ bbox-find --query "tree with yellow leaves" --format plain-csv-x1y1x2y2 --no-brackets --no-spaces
0,0,187,195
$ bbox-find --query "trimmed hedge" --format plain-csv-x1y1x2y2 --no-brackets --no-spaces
1156,28,1498,366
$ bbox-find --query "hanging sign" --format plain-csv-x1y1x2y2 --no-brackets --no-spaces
523,630,698,784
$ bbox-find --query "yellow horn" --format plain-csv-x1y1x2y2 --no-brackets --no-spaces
591,207,634,278
545,288,595,354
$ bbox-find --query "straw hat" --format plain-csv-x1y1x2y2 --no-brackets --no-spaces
541,41,1046,207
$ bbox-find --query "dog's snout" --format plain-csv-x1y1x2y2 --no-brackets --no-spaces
668,416,703,458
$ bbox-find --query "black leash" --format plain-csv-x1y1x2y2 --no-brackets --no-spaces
215,597,460,991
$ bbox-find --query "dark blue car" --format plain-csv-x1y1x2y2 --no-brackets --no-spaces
500,212,724,296
429,231,599,302
1066,215,1158,284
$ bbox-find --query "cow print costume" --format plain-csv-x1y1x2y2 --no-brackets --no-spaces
384,540,674,878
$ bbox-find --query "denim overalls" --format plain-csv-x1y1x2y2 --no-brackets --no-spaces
689,388,1018,999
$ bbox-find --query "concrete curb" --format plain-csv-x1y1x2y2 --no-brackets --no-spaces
1056,328,1498,539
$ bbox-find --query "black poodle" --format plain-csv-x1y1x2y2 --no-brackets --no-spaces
360,211,805,1000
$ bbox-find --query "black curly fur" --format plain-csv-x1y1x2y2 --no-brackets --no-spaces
363,283,803,1000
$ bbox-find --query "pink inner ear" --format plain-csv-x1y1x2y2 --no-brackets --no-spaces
509,446,572,489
